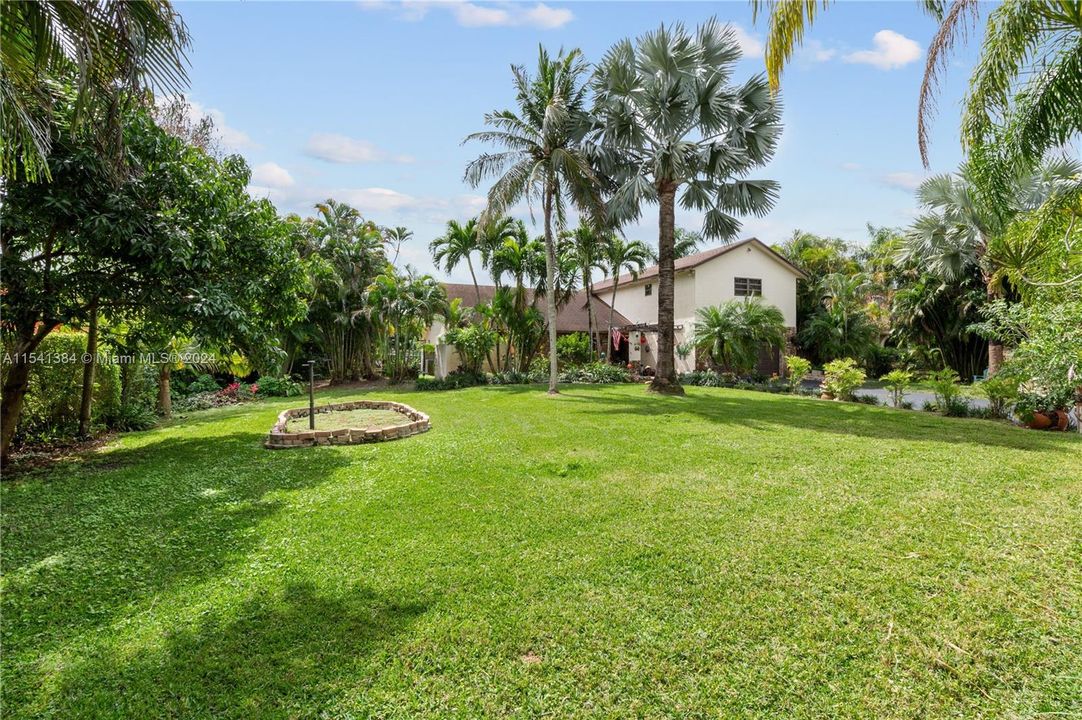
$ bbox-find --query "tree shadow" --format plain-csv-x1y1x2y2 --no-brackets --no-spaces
556,386,1080,453
52,581,429,718
2,432,354,668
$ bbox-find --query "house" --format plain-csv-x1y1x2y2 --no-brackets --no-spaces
426,284,631,377
593,237,806,375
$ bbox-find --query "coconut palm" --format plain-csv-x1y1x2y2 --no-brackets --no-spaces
464,45,604,395
693,299,786,374
602,237,652,359
592,19,782,392
2,0,191,181
900,157,1080,372
430,218,484,303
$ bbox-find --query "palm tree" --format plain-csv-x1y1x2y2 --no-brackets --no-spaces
602,237,651,360
562,222,608,356
383,226,412,267
693,299,786,375
464,45,604,395
646,228,704,263
2,0,191,181
593,19,782,393
900,158,1080,372
476,216,521,290
430,218,483,303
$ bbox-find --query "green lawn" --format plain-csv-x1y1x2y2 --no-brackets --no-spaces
2,385,1080,718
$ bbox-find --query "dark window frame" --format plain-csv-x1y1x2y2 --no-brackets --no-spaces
734,277,763,297
645,283,653,296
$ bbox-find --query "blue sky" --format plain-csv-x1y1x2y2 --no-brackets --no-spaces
175,0,982,282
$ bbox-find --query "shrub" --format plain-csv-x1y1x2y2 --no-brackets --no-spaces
927,368,961,415
976,374,1018,418
257,376,304,397
102,403,158,432
175,391,235,412
852,393,881,405
187,373,221,395
556,332,594,366
784,356,811,390
446,323,497,375
880,369,913,408
559,362,631,384
679,370,726,387
416,370,486,391
822,358,866,401
489,370,536,385
943,398,971,417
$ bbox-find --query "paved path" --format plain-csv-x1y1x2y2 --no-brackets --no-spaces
856,386,990,410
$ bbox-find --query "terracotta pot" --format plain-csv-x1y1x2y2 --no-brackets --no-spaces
820,392,834,400
1027,412,1053,430
1051,410,1070,431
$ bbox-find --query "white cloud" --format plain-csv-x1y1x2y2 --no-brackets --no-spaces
304,133,414,164
360,1,573,29
841,162,862,171
250,162,294,189
730,25,764,59
804,40,837,62
881,171,926,191
844,30,921,70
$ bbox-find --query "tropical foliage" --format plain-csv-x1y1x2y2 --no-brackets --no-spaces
693,299,787,375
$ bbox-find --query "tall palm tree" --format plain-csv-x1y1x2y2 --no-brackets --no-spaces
563,222,608,356
593,19,782,393
430,218,483,303
646,228,704,263
900,158,1080,372
383,225,412,267
464,45,604,395
476,216,521,290
602,237,652,359
2,0,191,181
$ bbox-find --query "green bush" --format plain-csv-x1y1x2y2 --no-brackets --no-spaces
4,330,121,443
186,373,221,395
415,370,486,391
881,369,913,408
927,368,961,415
784,356,811,386
446,323,497,375
556,332,594,366
559,362,631,384
256,376,303,397
976,374,1018,418
822,358,866,401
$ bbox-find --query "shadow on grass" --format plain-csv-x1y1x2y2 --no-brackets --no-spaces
554,385,1079,453
53,581,429,718
1,432,355,668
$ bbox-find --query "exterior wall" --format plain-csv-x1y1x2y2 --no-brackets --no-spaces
690,243,798,328
606,242,800,375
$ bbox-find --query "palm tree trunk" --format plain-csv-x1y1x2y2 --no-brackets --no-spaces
651,180,683,394
543,185,560,394
157,363,172,418
467,256,482,305
584,272,596,359
607,281,620,361
985,276,1003,375
77,303,99,437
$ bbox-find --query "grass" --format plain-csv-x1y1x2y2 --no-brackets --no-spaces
2,384,1080,718
285,407,409,433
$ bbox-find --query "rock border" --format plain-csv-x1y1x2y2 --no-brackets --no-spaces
264,400,430,449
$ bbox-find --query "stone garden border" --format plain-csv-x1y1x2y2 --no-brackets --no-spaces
264,400,430,449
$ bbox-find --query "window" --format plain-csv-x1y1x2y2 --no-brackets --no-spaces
645,283,653,296
734,277,762,297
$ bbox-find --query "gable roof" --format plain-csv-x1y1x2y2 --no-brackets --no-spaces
441,284,632,334
592,237,807,291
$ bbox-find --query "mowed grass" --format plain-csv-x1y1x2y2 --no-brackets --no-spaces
2,385,1080,719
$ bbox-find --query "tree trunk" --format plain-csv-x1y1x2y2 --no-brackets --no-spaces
584,273,596,360
467,256,482,305
543,185,560,394
650,181,683,394
77,304,99,437
985,275,1004,375
158,363,172,418
1,322,51,466
607,281,620,361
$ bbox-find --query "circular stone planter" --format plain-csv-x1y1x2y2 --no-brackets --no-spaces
264,400,430,449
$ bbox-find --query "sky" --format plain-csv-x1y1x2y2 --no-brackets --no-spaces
175,0,984,283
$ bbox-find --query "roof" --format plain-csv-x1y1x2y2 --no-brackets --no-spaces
592,237,807,291
441,283,632,334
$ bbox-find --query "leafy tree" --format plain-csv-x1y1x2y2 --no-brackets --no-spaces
1,0,191,181
0,93,305,462
797,272,880,365
465,45,604,395
593,19,782,392
601,237,651,359
364,267,446,383
692,299,786,375
561,222,608,356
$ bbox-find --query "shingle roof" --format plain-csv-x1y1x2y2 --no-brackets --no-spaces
441,283,631,333
592,237,806,291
